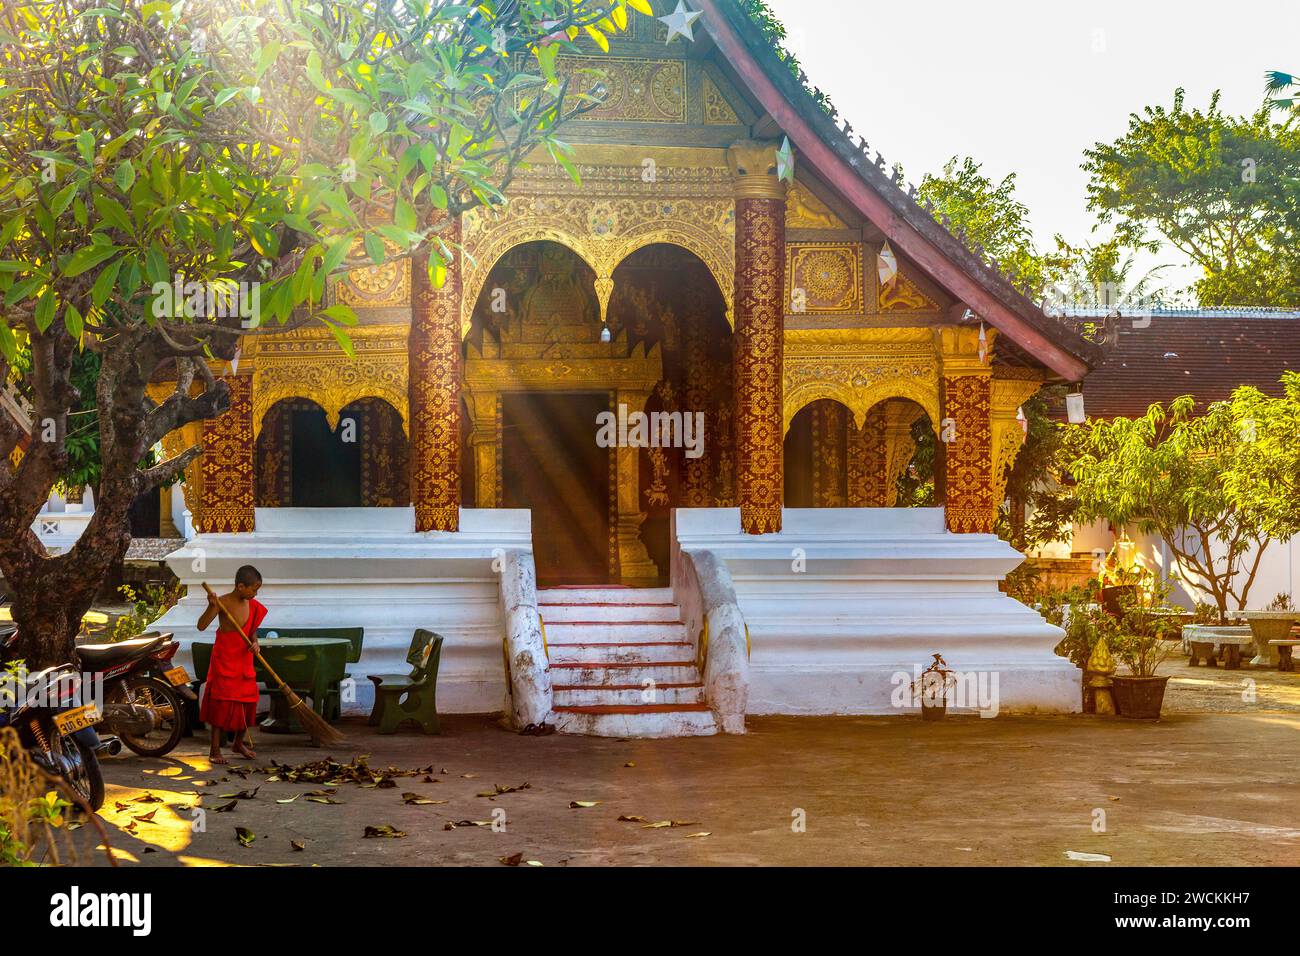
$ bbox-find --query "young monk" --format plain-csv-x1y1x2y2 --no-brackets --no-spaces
197,565,268,764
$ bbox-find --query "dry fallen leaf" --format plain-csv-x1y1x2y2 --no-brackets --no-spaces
569,801,599,809
211,800,238,813
685,832,711,838
617,815,646,822
132,810,157,824
291,840,305,851
363,824,407,839
135,792,163,804
477,782,530,798
401,792,447,805
275,795,299,804
641,820,697,829
306,796,343,805
304,788,337,797
624,762,636,768
235,827,256,847
500,852,524,866
113,801,131,813
218,787,260,800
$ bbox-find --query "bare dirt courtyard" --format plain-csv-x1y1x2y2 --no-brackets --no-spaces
75,662,1300,867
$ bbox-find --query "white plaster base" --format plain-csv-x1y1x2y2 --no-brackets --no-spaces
672,508,1080,716
154,507,530,715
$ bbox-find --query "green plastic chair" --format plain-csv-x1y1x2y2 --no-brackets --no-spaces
367,630,443,735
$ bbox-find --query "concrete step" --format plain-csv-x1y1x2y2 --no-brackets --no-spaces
547,641,695,665
551,703,717,738
537,586,674,605
547,660,700,686
538,601,681,623
542,620,688,644
553,683,705,707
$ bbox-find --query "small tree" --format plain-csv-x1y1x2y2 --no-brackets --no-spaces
1068,395,1276,622
0,0,642,667
1213,372,1300,543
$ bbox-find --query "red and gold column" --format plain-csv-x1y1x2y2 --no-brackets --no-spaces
197,372,255,533
729,139,787,534
409,218,463,532
939,326,995,533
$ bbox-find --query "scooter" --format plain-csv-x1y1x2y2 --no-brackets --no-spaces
0,659,106,812
77,631,193,758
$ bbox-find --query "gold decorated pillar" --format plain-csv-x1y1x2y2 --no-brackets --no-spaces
614,388,660,586
728,139,787,534
197,372,255,533
938,326,995,533
409,217,463,532
464,390,500,509
990,372,1045,511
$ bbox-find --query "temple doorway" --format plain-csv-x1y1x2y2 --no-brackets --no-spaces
502,392,610,587
784,397,936,508
255,397,409,508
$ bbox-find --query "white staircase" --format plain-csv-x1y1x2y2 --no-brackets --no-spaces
538,586,717,737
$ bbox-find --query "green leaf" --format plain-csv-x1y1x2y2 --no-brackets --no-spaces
363,232,384,265
321,304,357,326
90,257,123,306
50,181,79,217
63,302,83,340
63,243,120,277
34,290,55,331
326,322,355,357
113,161,136,193
76,130,95,165
368,111,388,135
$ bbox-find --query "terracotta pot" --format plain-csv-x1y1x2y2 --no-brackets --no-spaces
920,702,946,721
1101,585,1138,617
1112,675,1169,719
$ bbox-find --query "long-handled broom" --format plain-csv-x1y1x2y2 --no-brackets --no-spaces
201,582,346,747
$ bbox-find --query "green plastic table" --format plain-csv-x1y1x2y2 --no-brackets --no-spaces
257,637,351,734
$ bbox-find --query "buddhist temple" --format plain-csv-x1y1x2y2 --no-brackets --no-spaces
154,0,1102,736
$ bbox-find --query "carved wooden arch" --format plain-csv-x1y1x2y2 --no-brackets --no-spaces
461,194,735,336
249,326,410,440
783,379,941,438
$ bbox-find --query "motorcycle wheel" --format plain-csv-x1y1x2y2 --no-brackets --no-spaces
53,730,105,812
110,674,185,758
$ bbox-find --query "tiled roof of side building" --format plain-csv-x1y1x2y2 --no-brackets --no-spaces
1049,311,1300,420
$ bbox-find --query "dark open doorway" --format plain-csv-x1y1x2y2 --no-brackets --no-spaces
501,392,610,587
290,406,362,507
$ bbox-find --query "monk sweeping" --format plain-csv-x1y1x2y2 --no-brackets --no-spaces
196,565,268,764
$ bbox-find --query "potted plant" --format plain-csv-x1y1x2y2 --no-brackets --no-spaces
913,653,957,720
1110,632,1178,719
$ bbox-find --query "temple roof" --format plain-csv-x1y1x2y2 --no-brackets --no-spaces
700,0,1103,381
1052,310,1300,420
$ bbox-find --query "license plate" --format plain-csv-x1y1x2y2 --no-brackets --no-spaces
164,665,191,687
53,703,100,736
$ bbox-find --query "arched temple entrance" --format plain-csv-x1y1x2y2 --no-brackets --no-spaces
463,241,732,586
255,396,409,508
783,397,936,508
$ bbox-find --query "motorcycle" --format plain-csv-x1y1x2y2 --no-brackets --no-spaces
76,631,193,758
0,657,107,812
2,619,191,758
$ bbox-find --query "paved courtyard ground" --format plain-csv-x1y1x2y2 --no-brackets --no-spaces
73,660,1300,867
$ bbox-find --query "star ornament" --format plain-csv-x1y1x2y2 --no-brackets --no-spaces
775,136,794,183
659,1,702,44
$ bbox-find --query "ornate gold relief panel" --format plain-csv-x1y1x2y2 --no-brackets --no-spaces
990,372,1044,506
249,325,410,438
879,271,939,312
786,242,863,314
782,328,941,434
786,182,846,230
333,256,410,308
522,56,685,124
702,73,740,125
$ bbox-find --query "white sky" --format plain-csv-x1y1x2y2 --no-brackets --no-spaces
764,0,1300,298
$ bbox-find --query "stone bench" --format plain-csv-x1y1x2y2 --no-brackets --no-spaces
1269,639,1300,672
1183,625,1254,670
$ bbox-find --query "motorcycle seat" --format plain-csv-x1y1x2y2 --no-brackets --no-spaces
77,633,169,668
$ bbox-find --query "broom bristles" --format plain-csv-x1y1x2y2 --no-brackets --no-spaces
285,690,347,746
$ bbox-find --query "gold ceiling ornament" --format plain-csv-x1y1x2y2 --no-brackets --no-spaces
937,324,997,375
782,327,941,434
702,73,740,125
249,324,410,439
786,242,863,313
879,270,939,312
333,238,410,308
523,55,686,124
461,192,735,334
785,182,845,229
990,373,1045,507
